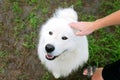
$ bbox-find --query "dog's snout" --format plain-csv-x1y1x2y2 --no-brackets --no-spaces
45,44,55,53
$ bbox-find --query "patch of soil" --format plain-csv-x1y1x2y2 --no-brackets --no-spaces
0,0,101,80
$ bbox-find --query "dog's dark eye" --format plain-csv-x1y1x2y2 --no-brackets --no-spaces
49,31,53,35
62,36,68,40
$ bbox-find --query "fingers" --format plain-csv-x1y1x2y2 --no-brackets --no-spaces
76,31,88,36
69,22,84,36
69,22,91,36
69,22,80,29
76,31,83,36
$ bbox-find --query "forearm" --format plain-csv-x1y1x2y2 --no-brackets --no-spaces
94,10,120,30
69,10,120,36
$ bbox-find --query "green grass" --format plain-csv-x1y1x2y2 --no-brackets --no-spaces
0,63,6,73
0,51,8,58
88,28,120,66
79,0,120,67
28,12,39,29
40,72,51,80
17,73,29,80
0,51,8,73
23,32,37,49
0,0,120,80
12,2,23,15
100,0,120,16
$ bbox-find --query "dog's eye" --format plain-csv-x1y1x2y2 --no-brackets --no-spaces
62,36,68,40
49,31,53,35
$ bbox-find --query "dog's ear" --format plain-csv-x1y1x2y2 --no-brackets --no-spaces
53,7,78,21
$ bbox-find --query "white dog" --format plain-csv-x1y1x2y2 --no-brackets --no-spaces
38,7,89,79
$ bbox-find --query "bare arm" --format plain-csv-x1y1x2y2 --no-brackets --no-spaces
95,10,120,30
70,10,120,36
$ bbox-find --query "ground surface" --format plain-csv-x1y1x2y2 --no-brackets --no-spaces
0,0,120,80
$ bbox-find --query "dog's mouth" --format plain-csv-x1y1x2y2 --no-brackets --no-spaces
45,54,57,60
45,49,68,60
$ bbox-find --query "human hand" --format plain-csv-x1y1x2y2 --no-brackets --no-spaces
91,68,104,80
69,22,97,36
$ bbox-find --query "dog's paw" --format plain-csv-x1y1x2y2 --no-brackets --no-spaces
53,73,60,79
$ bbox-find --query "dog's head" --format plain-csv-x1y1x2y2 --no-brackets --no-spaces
40,7,80,60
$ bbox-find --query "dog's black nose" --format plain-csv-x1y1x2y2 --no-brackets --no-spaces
45,44,55,53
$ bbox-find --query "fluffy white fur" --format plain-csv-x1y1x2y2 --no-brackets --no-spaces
38,7,89,78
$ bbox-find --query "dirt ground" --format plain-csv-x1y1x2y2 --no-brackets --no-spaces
0,0,103,80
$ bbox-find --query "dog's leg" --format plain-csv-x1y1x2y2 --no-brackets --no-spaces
53,72,60,79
